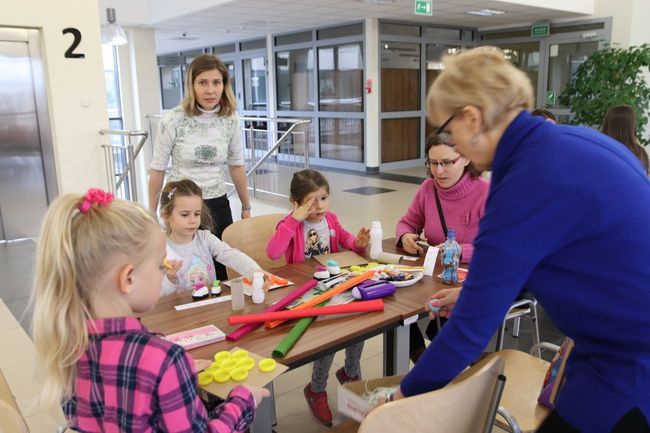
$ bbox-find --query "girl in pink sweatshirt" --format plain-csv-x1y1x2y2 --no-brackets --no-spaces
266,169,369,427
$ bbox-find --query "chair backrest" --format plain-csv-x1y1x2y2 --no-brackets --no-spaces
0,370,29,433
221,213,287,277
358,355,505,433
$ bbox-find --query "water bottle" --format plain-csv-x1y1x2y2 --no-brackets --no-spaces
231,279,245,311
440,229,462,285
369,221,383,260
251,272,265,304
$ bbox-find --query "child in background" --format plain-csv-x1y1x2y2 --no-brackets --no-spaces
31,188,269,432
266,169,370,427
160,179,270,298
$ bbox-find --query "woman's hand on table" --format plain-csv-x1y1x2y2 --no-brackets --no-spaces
242,385,271,407
427,287,462,319
401,233,424,255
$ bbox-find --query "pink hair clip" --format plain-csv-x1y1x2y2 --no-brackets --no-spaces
167,187,177,200
79,188,114,213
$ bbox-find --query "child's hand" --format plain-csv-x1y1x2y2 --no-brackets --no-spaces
194,359,212,372
355,227,370,249
291,196,316,221
242,385,271,407
164,259,183,283
259,270,274,293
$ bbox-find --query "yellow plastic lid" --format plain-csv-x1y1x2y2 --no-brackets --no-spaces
258,358,277,372
230,367,249,382
213,368,230,383
206,362,220,372
198,371,213,386
232,349,249,359
236,356,255,371
220,359,238,371
214,351,232,363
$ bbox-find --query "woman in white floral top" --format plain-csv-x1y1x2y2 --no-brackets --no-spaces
149,54,251,280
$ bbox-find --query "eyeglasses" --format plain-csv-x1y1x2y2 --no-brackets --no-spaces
435,113,456,146
425,155,462,169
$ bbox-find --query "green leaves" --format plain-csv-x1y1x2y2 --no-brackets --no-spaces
560,43,650,145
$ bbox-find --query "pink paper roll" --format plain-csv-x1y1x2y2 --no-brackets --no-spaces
226,279,318,342
228,299,384,325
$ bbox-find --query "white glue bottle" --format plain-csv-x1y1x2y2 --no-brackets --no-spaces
251,272,266,304
369,221,383,260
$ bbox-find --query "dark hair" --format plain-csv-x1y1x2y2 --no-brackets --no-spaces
159,179,214,232
602,105,649,173
289,169,330,204
182,54,236,117
531,108,556,122
425,133,481,178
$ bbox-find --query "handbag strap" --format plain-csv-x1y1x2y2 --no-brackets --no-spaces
433,185,448,238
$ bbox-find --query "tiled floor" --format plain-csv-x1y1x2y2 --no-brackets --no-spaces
0,166,563,433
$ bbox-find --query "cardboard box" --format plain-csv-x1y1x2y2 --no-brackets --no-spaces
337,374,404,422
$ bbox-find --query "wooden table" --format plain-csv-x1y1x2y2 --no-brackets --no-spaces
139,238,455,432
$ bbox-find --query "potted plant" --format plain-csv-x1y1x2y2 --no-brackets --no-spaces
560,43,650,144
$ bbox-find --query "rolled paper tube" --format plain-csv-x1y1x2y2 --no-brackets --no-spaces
226,279,318,342
265,270,376,329
272,317,315,359
228,299,384,325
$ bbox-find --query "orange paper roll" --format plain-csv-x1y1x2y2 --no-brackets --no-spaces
228,299,384,325
265,270,375,329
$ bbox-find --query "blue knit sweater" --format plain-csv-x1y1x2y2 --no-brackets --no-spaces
400,111,650,432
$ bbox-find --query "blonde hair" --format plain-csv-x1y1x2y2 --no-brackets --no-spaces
182,54,236,117
427,46,534,129
160,179,214,233
31,193,160,408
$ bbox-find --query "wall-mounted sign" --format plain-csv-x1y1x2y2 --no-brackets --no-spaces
414,0,433,16
531,22,550,37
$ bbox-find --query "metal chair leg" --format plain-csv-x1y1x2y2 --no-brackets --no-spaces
512,317,521,338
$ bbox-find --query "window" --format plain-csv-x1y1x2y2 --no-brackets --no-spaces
318,44,363,112
276,48,314,111
318,23,363,40
276,31,312,46
381,23,420,37
243,57,267,110
319,118,363,162
381,42,420,112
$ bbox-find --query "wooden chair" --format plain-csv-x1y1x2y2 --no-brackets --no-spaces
0,370,29,433
487,346,560,433
327,354,506,433
221,213,286,278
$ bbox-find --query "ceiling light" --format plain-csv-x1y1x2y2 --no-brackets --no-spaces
466,9,507,16
101,8,127,46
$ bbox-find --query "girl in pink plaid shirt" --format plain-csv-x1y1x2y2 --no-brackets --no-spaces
31,189,269,433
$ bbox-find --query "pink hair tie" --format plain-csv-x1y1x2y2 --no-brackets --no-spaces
79,188,114,213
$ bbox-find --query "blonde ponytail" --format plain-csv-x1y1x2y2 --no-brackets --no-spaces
31,193,159,408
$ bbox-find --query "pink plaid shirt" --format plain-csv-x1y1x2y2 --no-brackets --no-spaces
62,317,255,432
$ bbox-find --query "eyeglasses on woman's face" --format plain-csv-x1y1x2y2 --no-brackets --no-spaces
435,113,456,146
425,155,462,169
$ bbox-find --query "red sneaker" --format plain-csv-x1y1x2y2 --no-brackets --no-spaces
303,384,332,427
335,367,360,385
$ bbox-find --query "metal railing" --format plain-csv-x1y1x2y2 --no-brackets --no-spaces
99,129,148,202
145,114,311,199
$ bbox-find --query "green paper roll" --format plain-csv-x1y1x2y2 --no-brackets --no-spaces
272,317,315,358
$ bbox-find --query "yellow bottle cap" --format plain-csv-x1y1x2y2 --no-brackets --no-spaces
236,356,255,371
258,358,277,372
232,349,249,359
220,359,238,371
214,351,231,363
213,368,231,383
198,371,213,386
230,367,249,382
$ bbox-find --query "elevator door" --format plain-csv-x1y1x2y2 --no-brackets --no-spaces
0,28,55,241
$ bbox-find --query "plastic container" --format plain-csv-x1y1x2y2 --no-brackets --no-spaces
214,351,232,363
232,349,249,359
351,281,396,300
198,371,213,386
258,358,277,372
231,279,245,311
251,272,265,304
369,221,383,260
440,229,462,285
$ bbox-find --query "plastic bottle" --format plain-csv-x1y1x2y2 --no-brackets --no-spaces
231,279,245,311
369,221,383,260
251,272,265,304
440,229,462,285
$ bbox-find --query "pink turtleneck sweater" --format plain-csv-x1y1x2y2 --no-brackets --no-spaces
395,174,489,263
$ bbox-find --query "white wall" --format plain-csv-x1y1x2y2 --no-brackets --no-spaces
2,0,109,194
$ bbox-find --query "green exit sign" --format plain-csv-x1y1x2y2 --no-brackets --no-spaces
414,0,433,16
531,22,550,37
